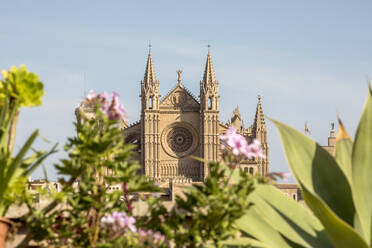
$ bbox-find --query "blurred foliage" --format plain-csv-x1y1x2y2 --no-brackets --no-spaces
0,65,54,217
0,65,43,108
226,86,372,248
25,109,159,247
145,161,258,248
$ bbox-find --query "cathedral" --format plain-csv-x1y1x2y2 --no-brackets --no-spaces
123,50,269,182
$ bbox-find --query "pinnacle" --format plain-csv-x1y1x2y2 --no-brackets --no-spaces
233,106,240,117
202,52,216,85
254,95,266,127
143,52,157,85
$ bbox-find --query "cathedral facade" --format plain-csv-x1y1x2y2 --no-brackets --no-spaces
123,51,269,182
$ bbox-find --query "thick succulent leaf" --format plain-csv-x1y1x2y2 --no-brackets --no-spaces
301,184,369,248
221,237,269,247
6,130,38,180
270,118,355,226
351,85,372,244
335,118,353,184
236,206,291,248
250,184,332,248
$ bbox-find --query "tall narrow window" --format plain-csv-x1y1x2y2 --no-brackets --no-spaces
208,97,212,110
292,193,297,201
249,167,254,175
149,97,153,109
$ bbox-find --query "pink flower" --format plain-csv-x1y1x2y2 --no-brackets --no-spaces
243,140,266,159
154,232,165,242
139,229,147,239
101,212,137,232
84,90,127,121
100,215,115,225
107,91,127,121
87,90,97,101
220,127,265,159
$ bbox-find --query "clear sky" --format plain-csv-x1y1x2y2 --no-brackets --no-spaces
1,1,371,180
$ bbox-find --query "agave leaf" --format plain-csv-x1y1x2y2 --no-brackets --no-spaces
301,184,369,248
236,206,291,248
221,237,269,247
23,143,58,176
5,130,38,182
269,118,355,226
351,85,372,244
335,118,353,184
250,184,332,248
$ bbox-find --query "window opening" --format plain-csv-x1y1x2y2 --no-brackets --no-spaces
149,97,153,109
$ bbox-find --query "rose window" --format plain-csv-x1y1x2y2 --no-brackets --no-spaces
167,127,193,153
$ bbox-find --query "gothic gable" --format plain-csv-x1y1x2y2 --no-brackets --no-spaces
160,84,199,110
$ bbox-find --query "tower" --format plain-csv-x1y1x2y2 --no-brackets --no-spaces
199,51,220,179
140,49,160,178
252,95,269,175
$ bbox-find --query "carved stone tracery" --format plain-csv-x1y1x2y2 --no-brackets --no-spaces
167,127,193,153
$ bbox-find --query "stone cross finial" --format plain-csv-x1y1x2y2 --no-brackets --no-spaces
177,69,182,84
148,41,152,53
331,122,335,130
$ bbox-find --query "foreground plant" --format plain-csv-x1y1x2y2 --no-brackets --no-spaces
26,91,159,248
143,128,265,248
0,65,55,247
24,89,269,247
225,86,372,248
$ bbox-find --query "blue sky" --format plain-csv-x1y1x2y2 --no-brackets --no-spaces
1,1,371,180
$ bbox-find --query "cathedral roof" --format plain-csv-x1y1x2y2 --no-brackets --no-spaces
160,82,199,106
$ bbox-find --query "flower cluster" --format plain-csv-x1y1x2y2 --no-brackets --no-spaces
100,212,166,246
100,211,136,232
220,126,265,159
86,90,126,121
138,229,165,246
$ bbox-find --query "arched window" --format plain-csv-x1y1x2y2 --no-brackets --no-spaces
149,97,153,109
208,97,212,110
249,167,254,175
244,167,248,173
292,193,297,201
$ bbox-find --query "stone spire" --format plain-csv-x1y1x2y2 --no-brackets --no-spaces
141,47,159,110
143,51,157,89
253,95,266,133
202,51,217,89
231,106,242,130
200,50,219,111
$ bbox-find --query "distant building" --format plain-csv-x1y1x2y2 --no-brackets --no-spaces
76,49,342,203
122,50,268,182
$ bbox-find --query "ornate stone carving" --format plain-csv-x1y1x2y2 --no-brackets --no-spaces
161,122,198,158
171,91,187,106
167,127,193,153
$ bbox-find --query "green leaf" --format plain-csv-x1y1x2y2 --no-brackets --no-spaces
351,86,372,244
250,184,332,248
221,237,269,247
23,143,58,176
301,184,369,248
335,118,353,184
270,118,355,226
236,207,291,248
6,130,38,180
